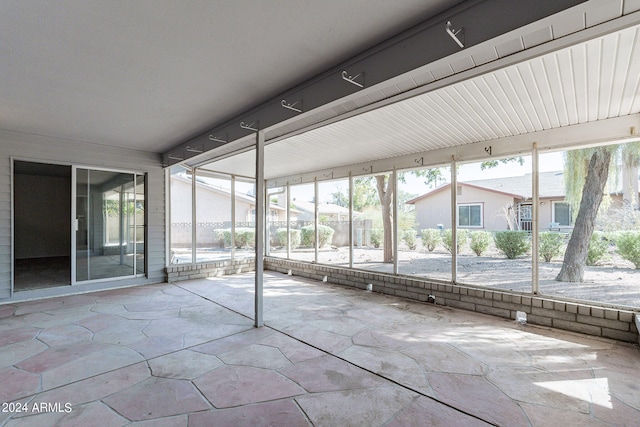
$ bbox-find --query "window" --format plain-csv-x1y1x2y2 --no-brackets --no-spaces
553,202,572,226
458,204,482,227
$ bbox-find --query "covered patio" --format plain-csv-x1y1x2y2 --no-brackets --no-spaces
2,272,639,426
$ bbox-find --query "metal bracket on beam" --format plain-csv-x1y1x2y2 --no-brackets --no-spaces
168,154,184,161
240,121,259,132
342,70,365,88
281,99,303,113
446,20,465,48
185,145,203,153
209,134,228,144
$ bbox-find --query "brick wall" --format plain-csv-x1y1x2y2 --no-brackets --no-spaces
265,257,639,344
166,258,255,282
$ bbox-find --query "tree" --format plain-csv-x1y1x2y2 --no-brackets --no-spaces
375,175,394,262
330,177,378,211
556,143,640,282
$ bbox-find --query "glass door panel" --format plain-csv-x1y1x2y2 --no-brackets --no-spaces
75,168,139,282
135,174,146,274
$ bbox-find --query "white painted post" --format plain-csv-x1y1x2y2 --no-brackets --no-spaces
532,143,540,294
314,178,319,264
255,130,265,327
286,182,291,259
392,169,399,275
191,167,196,265
231,175,236,260
349,173,354,269
451,156,457,283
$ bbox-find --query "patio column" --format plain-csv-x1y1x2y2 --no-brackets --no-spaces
532,143,540,294
314,178,319,263
286,182,291,259
392,169,398,275
349,173,354,269
231,175,236,260
191,166,196,265
255,130,265,327
450,156,458,283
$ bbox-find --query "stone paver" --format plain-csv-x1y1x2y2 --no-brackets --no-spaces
103,377,209,421
193,365,305,408
148,350,222,380
188,400,310,427
0,271,638,426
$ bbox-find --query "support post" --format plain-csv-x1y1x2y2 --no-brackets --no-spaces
286,182,291,259
231,175,236,260
392,169,398,275
255,130,265,327
191,167,196,265
314,178,319,264
450,156,458,283
165,168,172,267
349,173,354,269
532,143,540,294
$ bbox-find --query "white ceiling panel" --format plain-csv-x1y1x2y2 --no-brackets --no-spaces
199,23,640,181
194,10,640,183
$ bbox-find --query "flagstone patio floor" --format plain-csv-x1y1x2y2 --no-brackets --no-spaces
1,271,639,426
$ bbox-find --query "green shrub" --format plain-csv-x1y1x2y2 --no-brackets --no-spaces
219,228,256,249
234,228,255,249
213,229,225,246
276,228,301,249
421,229,442,252
370,228,383,248
586,231,608,266
615,231,640,268
469,231,491,256
494,230,530,259
301,224,335,248
442,229,468,253
402,229,418,250
539,232,564,262
221,229,233,247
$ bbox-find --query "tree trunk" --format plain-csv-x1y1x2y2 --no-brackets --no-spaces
622,163,639,209
375,175,393,263
556,148,613,282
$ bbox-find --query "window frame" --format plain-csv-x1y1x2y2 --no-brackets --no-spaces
552,201,572,226
457,203,483,228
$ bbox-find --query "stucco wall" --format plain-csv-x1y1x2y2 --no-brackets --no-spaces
413,186,514,231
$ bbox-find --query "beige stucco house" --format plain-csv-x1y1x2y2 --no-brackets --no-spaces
171,175,290,246
407,171,571,232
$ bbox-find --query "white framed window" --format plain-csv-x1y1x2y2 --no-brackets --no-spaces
458,203,483,228
552,201,572,226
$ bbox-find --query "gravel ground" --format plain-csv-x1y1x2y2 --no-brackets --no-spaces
272,245,640,309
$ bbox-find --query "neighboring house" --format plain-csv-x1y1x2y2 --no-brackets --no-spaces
407,171,571,232
291,199,352,222
171,175,291,246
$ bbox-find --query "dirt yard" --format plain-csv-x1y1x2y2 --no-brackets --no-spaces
281,245,640,309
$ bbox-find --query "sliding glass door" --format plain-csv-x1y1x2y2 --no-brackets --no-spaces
73,167,145,283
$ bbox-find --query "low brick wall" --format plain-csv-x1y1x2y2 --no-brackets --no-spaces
265,257,640,344
166,258,255,282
